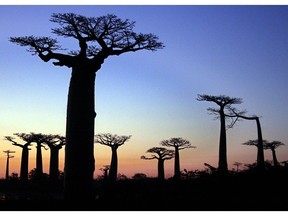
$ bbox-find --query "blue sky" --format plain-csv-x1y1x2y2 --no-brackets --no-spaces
1,5,288,178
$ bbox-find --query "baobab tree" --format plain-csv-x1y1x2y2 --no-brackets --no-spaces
3,150,15,180
160,137,195,179
141,147,174,180
95,133,131,182
263,141,285,167
197,94,242,173
228,109,265,171
4,133,34,182
10,13,164,199
29,133,48,181
44,134,66,181
242,139,269,170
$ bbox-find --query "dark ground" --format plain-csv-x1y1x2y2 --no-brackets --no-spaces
0,169,288,211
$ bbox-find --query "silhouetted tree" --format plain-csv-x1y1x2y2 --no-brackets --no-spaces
242,139,270,170
10,13,164,199
4,133,34,182
99,165,110,181
95,133,131,182
141,147,174,180
197,94,242,173
44,134,66,181
233,162,242,172
132,173,147,180
160,137,195,179
263,141,285,167
29,133,48,181
3,150,15,180
229,109,265,171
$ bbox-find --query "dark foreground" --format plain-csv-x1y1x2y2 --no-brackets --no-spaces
0,169,288,211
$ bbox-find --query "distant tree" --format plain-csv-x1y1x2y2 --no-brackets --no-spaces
30,133,49,181
44,134,66,181
95,133,131,182
10,13,164,200
141,147,174,180
160,137,195,179
233,162,242,172
229,109,265,171
263,141,285,167
99,165,110,181
197,94,242,173
132,173,147,180
242,139,268,167
3,150,15,180
117,173,128,180
4,133,34,181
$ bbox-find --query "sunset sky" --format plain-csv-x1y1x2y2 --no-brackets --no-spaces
0,4,288,179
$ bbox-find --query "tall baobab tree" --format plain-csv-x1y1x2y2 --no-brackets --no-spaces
4,133,34,182
95,133,131,182
197,94,242,173
3,150,16,180
160,137,195,179
228,109,265,171
242,139,269,170
264,141,285,167
30,133,48,181
44,134,66,181
10,13,164,199
141,147,174,180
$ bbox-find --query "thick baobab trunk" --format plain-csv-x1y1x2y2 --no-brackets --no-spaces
20,147,29,181
49,147,60,181
64,66,96,200
174,147,180,179
158,159,165,180
109,147,118,182
255,117,265,170
271,148,279,167
35,143,43,179
218,108,228,173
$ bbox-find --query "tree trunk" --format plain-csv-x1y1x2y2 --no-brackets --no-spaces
64,66,96,200
35,143,43,180
271,148,279,167
5,157,9,180
109,147,118,182
174,147,180,179
20,147,29,182
49,147,60,181
218,107,228,173
255,117,265,170
158,159,165,180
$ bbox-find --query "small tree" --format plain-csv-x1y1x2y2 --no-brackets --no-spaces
132,173,147,180
3,150,15,180
233,162,242,172
197,94,242,173
99,165,110,181
160,137,195,179
95,133,131,182
141,147,174,180
263,141,285,167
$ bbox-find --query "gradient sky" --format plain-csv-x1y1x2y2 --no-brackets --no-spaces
0,5,288,179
